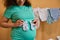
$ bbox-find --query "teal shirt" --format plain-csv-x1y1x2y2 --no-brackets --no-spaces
4,5,36,40
4,6,35,22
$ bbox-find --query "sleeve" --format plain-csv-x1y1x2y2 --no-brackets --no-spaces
3,8,14,19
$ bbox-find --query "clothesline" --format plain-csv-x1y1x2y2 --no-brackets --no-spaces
33,8,60,24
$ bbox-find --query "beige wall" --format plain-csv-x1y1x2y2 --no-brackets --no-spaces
0,0,60,40
30,0,60,8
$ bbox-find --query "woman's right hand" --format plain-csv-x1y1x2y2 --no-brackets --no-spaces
13,20,24,27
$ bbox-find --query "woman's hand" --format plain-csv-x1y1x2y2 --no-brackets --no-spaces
13,20,24,27
0,17,24,28
33,19,38,26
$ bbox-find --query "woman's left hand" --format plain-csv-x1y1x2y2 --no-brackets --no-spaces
33,19,38,26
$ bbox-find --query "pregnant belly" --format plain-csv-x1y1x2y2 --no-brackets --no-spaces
11,27,36,40
20,28,36,39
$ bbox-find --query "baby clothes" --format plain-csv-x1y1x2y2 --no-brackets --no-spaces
49,8,60,21
22,20,36,31
47,8,60,24
22,21,29,31
47,9,54,24
30,21,36,30
59,8,60,18
33,8,49,21
38,8,49,21
33,8,50,22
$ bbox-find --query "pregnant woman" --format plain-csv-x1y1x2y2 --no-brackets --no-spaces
0,0,38,40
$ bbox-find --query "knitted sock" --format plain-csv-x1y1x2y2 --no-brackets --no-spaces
30,21,36,30
23,21,29,31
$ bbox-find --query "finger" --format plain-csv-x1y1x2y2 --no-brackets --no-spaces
21,20,24,22
19,23,23,26
16,20,22,24
17,20,21,23
18,20,23,22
